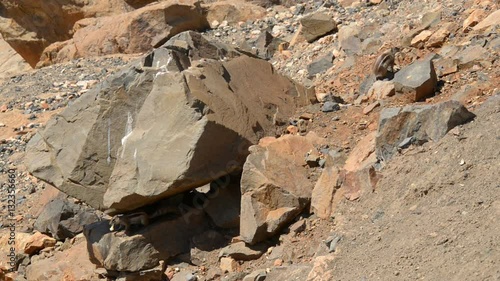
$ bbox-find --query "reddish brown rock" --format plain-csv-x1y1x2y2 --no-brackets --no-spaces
426,23,455,48
363,101,380,115
311,166,344,219
23,231,56,255
341,131,379,201
220,257,239,273
0,0,131,67
25,235,99,280
367,80,395,101
240,134,321,244
473,9,500,31
462,9,486,32
411,30,433,48
38,0,210,66
205,1,266,25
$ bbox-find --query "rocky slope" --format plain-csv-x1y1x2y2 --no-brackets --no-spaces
0,0,499,281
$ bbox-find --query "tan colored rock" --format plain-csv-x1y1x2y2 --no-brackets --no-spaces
38,0,210,66
338,0,358,7
434,58,458,77
344,132,377,172
240,134,320,244
0,34,31,79
220,257,238,273
306,255,335,281
462,9,486,32
367,80,395,101
342,131,379,200
218,241,266,261
0,0,131,67
473,9,500,31
411,30,433,48
311,167,344,219
25,235,99,281
426,23,455,48
299,11,337,43
23,231,56,255
205,1,266,25
287,125,299,135
363,101,380,115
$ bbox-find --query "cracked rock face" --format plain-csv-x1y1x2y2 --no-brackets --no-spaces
26,31,311,212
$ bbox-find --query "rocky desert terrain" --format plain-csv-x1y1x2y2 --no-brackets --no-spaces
0,0,498,280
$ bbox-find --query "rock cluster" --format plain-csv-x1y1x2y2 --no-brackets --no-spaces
0,0,498,280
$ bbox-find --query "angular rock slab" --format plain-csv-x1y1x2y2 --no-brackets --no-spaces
240,134,320,244
26,31,310,212
34,195,99,240
393,56,438,101
84,211,209,272
376,100,475,161
299,11,338,43
310,166,343,219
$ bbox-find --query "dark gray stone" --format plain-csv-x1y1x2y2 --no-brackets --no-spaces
376,100,475,161
34,195,99,240
393,56,438,101
321,101,340,112
307,52,334,77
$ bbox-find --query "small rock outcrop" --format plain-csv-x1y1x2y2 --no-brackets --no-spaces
393,56,438,101
34,195,99,240
376,100,476,161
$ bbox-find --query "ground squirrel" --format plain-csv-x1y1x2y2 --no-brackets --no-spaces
109,204,180,232
373,47,400,80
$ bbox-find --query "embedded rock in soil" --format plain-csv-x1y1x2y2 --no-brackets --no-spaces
376,100,475,161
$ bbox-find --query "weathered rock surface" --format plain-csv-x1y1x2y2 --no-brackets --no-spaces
205,0,266,25
0,34,31,79
25,235,98,281
85,210,208,271
240,133,321,244
26,31,311,212
393,56,438,101
265,265,312,281
298,11,337,43
218,241,267,261
307,52,334,77
22,232,56,255
310,166,343,219
238,30,287,60
306,255,335,281
376,100,476,161
34,195,99,240
37,0,210,66
472,9,500,31
0,0,132,67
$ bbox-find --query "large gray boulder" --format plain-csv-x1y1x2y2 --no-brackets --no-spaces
26,31,313,212
376,100,475,161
